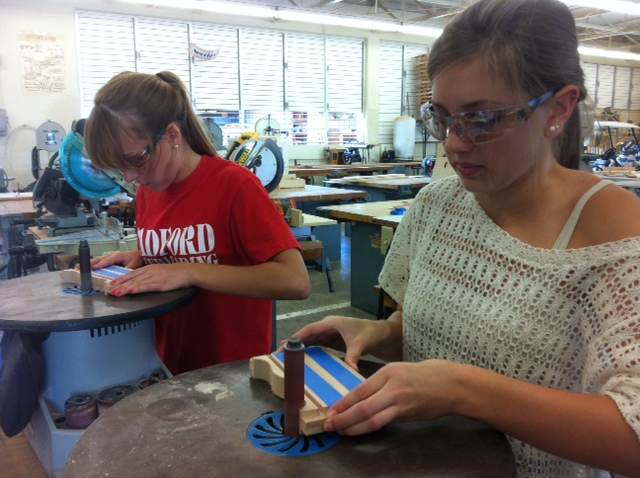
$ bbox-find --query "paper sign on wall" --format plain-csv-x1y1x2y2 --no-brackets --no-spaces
18,32,65,95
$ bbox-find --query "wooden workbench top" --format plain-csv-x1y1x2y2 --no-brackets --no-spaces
0,197,37,218
301,213,338,227
290,162,422,177
324,174,431,191
0,192,33,201
270,184,367,202
318,199,413,226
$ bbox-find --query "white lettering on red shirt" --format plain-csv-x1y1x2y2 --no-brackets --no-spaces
138,224,217,264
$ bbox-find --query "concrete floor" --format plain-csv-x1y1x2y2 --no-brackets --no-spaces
276,230,376,342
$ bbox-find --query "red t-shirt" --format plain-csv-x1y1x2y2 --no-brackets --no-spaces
135,155,299,374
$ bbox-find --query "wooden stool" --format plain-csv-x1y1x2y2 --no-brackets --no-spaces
298,240,334,292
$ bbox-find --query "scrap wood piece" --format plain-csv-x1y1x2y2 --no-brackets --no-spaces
250,346,365,435
59,265,132,295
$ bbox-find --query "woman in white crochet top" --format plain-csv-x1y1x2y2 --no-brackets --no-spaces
293,0,640,476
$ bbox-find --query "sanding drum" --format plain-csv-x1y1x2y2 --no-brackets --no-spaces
284,337,305,437
97,385,137,414
64,394,98,429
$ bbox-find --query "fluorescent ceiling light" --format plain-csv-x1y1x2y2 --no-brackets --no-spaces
119,0,444,37
560,0,640,16
578,46,640,61
120,0,640,61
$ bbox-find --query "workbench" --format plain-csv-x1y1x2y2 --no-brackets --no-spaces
289,161,423,180
63,360,515,478
270,185,367,203
0,272,195,476
0,195,37,217
318,200,412,314
270,185,367,215
324,174,430,201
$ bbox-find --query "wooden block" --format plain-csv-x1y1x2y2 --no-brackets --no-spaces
250,346,365,435
278,174,307,189
59,265,132,295
289,208,304,227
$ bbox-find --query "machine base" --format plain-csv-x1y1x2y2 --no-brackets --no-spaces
27,320,171,477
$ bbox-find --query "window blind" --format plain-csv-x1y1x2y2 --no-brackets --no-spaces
377,41,403,144
239,28,284,112
284,32,325,112
76,11,136,116
134,17,191,93
326,37,363,113
190,23,240,111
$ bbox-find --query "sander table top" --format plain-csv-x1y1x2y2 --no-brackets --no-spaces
63,361,515,478
0,271,195,332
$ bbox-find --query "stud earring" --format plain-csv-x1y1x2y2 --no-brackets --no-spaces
173,144,179,149
549,124,559,132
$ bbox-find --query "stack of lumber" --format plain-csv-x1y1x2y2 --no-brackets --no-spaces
416,53,432,113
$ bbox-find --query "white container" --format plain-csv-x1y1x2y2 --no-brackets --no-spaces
393,116,416,160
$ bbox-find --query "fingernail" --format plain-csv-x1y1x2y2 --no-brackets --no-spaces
127,288,135,294
112,290,122,296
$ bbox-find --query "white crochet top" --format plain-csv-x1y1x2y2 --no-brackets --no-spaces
379,175,640,478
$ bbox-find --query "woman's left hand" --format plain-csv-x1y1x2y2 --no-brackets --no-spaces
324,359,464,435
109,263,194,296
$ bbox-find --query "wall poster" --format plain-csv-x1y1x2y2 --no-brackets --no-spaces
18,32,65,95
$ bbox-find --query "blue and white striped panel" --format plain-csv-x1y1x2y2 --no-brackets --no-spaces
273,347,364,408
92,265,131,280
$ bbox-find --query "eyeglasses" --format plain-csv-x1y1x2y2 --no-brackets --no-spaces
121,129,166,169
420,89,557,145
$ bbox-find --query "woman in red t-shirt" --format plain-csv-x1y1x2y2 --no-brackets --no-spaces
84,71,310,373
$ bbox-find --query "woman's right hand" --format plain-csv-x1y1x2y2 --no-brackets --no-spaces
91,250,143,270
289,315,397,371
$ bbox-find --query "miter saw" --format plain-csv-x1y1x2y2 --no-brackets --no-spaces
227,131,285,192
31,119,137,256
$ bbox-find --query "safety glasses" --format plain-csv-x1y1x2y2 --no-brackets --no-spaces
121,129,166,169
420,89,556,145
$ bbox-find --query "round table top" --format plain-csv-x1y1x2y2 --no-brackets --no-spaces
0,272,196,332
64,361,515,478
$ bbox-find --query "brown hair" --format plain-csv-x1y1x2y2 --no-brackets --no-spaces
85,71,215,170
428,0,586,169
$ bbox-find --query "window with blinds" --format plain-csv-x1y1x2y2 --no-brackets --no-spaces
326,37,364,144
582,62,598,102
135,17,191,93
596,65,615,109
285,32,326,144
631,68,640,110
583,62,638,112
76,11,366,145
377,41,403,144
377,42,428,145
190,23,240,112
76,11,136,117
613,66,631,111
